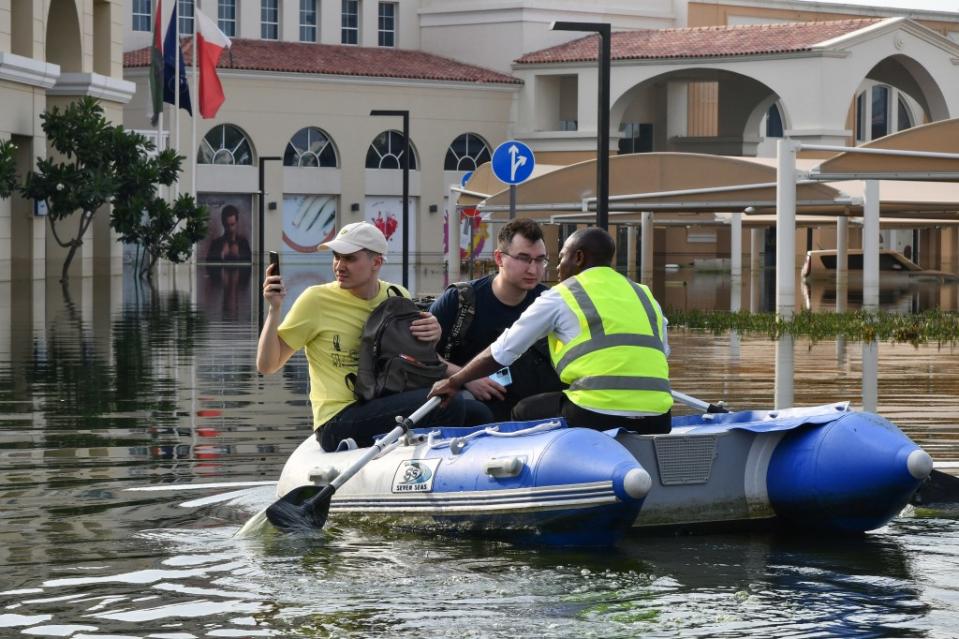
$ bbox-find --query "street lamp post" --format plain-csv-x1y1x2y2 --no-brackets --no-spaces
551,21,611,230
371,109,411,288
258,155,282,327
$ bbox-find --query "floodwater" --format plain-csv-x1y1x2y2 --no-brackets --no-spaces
1,265,958,639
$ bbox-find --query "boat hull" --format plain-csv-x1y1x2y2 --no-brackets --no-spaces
615,403,932,533
274,421,649,546
269,403,932,543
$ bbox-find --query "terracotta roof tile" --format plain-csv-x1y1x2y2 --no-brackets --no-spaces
124,38,521,85
516,18,883,64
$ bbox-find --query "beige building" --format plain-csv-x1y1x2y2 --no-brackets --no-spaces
4,1,959,285
1,0,134,282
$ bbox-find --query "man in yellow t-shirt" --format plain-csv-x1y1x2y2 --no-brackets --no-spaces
257,222,488,451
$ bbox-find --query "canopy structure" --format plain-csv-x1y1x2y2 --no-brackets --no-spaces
453,117,959,316
466,153,844,221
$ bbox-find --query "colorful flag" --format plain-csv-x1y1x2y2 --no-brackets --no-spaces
195,9,232,119
163,5,192,115
149,0,163,125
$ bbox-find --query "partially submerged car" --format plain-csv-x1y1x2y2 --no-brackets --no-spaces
801,248,959,282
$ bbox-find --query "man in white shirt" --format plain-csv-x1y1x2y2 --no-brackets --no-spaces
429,227,672,434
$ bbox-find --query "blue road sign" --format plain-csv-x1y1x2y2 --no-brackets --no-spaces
491,140,535,185
460,170,473,187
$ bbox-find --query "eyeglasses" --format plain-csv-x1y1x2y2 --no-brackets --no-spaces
502,252,549,268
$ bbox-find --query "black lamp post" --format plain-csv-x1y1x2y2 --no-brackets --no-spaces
258,155,282,327
370,109,411,288
551,21,611,230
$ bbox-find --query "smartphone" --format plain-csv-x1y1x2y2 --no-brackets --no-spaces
268,251,280,276
489,367,512,387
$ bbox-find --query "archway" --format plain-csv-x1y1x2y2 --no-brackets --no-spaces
611,68,782,157
46,0,83,73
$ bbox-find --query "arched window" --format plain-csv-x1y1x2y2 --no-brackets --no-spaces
284,127,338,167
365,130,417,170
765,104,784,138
444,133,491,171
871,85,889,140
897,96,914,131
198,124,254,165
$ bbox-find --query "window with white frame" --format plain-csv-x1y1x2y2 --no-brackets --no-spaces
261,0,279,39
366,130,417,169
198,125,255,165
133,0,152,32
300,0,318,42
871,85,890,140
178,0,194,36
378,2,396,47
854,84,920,143
218,0,237,37
444,133,490,171
285,127,338,167
342,0,359,45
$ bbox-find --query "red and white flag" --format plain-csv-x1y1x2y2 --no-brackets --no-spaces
195,9,231,119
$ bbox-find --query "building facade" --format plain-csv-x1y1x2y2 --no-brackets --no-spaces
1,0,134,282
4,1,959,284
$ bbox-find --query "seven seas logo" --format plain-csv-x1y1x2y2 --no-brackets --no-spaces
392,459,438,493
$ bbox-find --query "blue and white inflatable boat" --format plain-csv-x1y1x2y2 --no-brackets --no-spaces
270,402,932,545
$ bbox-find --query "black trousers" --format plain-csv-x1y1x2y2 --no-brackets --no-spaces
511,391,671,434
318,387,494,452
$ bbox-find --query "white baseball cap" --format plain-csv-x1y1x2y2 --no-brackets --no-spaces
320,221,389,255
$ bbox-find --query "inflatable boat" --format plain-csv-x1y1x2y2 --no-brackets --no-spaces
265,401,932,545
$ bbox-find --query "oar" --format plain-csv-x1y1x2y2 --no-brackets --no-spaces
911,468,959,506
671,389,729,414
265,396,441,533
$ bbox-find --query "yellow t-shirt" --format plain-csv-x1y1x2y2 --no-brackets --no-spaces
277,280,410,429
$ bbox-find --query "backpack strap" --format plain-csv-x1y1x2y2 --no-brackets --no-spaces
442,281,476,361
386,285,405,298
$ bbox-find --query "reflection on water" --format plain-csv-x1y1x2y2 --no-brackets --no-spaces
0,267,957,638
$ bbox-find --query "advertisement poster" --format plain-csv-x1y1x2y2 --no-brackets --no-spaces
365,196,418,293
196,193,255,322
197,193,255,264
364,196,417,257
444,206,492,260
282,195,337,254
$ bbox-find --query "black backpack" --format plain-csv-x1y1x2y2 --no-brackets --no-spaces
348,287,447,402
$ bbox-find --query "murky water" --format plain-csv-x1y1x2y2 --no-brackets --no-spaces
1,266,958,638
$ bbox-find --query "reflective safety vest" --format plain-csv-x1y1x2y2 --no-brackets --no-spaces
549,267,673,415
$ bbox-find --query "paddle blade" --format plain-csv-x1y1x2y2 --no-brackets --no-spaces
911,469,959,506
266,484,334,533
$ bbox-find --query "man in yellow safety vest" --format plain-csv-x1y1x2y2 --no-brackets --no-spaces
429,226,672,434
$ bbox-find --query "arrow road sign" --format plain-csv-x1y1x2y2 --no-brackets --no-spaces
491,140,535,185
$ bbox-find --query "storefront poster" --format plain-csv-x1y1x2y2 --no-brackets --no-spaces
197,193,255,264
364,197,417,256
282,195,337,253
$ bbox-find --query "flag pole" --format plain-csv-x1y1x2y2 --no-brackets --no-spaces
192,10,198,198
174,7,180,197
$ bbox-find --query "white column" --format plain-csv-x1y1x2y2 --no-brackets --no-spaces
626,224,638,280
774,333,795,410
863,180,880,311
776,139,798,318
861,340,878,412
836,215,849,313
731,212,742,279
447,185,460,285
749,227,763,273
640,211,654,284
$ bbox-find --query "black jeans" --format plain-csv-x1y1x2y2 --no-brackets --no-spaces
511,391,671,434
318,388,494,452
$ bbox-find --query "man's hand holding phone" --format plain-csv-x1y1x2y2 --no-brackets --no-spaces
263,251,285,311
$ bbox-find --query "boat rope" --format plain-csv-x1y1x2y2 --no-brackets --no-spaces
426,420,564,451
